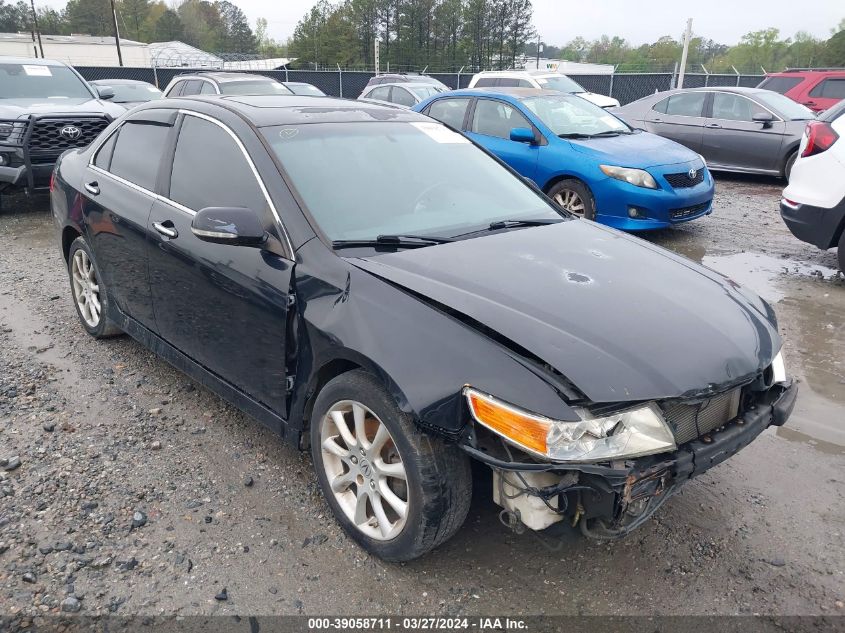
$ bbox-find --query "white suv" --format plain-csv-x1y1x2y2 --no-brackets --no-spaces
781,100,845,271
467,70,620,108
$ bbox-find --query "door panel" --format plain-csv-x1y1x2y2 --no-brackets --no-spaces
148,113,293,415
84,168,156,327
148,201,293,414
701,93,785,171
466,99,539,179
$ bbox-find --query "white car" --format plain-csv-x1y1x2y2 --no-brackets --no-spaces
468,70,620,108
781,100,845,271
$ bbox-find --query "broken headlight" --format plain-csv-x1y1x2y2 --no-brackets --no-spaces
464,388,676,463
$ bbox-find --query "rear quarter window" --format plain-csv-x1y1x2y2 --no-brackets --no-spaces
757,76,803,94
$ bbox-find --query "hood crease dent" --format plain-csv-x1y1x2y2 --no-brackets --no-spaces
347,222,780,404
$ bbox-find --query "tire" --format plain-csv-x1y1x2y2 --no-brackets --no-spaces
784,151,797,181
838,230,845,274
67,237,122,339
547,178,596,220
310,370,472,561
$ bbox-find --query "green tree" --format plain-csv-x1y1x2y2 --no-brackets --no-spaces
65,0,113,36
119,0,151,41
153,7,183,40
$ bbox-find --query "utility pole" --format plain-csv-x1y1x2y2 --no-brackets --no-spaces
109,0,123,66
374,38,380,75
29,0,43,58
677,17,692,88
535,34,541,70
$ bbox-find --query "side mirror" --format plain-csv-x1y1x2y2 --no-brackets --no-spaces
510,127,537,144
191,207,267,247
752,111,774,128
97,86,115,100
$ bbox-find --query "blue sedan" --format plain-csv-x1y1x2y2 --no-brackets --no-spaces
415,88,714,230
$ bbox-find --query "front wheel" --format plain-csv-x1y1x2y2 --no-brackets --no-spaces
310,370,472,561
67,237,122,338
548,179,596,220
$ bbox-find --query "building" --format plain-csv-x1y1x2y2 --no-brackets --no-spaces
0,32,149,66
522,57,615,75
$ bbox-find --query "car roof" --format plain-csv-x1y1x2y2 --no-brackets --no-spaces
176,72,274,83
474,70,558,77
0,57,68,67
158,95,431,126
661,86,771,97
436,87,567,101
367,82,443,89
90,78,155,85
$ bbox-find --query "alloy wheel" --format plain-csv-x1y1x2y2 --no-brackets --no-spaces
554,189,585,216
71,249,101,328
320,400,409,540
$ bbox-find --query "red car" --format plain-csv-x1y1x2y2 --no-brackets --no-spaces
758,69,845,112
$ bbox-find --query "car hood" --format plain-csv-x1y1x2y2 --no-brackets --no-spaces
567,131,700,169
350,220,780,404
0,97,125,119
578,92,620,108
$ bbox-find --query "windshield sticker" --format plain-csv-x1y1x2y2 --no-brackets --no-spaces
278,128,299,140
23,65,52,77
411,122,469,144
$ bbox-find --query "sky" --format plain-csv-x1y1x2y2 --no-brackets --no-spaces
37,0,844,45
230,0,843,45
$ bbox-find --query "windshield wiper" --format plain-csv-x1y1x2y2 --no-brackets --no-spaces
331,234,454,250
488,218,562,231
559,130,628,139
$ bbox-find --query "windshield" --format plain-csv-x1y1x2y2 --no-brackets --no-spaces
754,91,815,120
535,75,586,94
288,83,324,96
221,80,292,96
0,63,93,99
263,121,562,242
99,82,162,103
523,95,630,136
409,85,443,100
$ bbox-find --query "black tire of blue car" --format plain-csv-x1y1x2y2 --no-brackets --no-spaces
67,237,123,339
310,370,473,561
548,178,596,221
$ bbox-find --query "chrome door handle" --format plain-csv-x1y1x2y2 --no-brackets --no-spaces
84,181,99,195
153,222,178,239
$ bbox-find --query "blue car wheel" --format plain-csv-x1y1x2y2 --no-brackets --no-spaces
548,179,596,221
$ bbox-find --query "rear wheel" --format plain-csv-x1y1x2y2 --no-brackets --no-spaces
67,237,122,338
310,370,472,561
548,179,596,220
784,151,797,181
838,230,845,273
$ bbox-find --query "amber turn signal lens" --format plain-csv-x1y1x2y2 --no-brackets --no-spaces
466,389,550,456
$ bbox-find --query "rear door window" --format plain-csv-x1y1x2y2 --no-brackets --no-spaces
474,78,498,88
427,98,471,129
809,78,845,99
180,80,203,96
368,86,391,101
108,121,171,191
663,92,706,117
166,80,185,97
391,86,416,107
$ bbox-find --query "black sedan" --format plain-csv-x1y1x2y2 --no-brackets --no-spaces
51,95,797,561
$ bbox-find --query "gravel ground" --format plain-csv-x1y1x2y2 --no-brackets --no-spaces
0,175,843,625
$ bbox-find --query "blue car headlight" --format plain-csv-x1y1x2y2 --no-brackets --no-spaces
600,165,658,189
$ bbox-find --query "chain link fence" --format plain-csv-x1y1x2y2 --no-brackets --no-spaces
74,66,764,105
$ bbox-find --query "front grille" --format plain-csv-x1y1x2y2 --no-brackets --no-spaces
665,170,705,188
670,201,710,220
26,117,110,161
661,388,742,445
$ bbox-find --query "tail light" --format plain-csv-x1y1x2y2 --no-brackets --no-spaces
49,171,56,192
801,121,839,158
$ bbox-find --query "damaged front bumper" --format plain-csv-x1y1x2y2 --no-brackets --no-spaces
463,379,797,539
